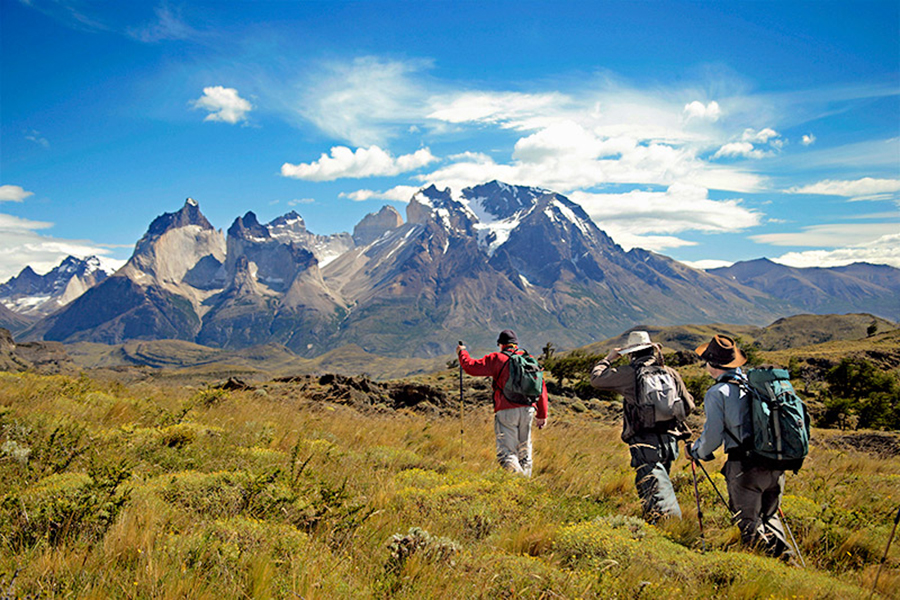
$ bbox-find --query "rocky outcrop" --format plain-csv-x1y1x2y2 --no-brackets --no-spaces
352,206,403,245
0,327,76,374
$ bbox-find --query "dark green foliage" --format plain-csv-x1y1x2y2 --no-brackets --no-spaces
543,350,604,388
733,336,764,367
682,373,715,406
664,350,700,367
825,357,900,430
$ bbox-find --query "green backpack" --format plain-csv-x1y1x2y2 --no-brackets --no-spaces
723,367,811,472
499,349,544,404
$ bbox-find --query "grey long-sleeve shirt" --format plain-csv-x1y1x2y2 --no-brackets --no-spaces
690,368,748,461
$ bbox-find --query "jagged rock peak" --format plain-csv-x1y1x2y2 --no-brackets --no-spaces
353,205,404,245
407,185,476,234
145,197,214,239
0,255,114,302
268,211,310,243
463,180,549,220
228,211,270,240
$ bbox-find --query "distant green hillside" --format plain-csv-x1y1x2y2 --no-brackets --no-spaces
754,313,897,351
569,313,897,356
62,313,899,382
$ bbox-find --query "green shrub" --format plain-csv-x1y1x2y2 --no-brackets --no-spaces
0,461,130,549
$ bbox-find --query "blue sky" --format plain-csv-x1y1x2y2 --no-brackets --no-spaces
1,0,898,281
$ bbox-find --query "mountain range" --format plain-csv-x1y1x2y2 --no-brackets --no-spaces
3,182,898,357
0,255,116,318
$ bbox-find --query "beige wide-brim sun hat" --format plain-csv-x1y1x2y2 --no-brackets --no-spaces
619,330,654,354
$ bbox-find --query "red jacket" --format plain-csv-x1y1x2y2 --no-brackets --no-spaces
458,345,549,419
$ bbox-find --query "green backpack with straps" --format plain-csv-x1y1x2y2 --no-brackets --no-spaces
722,367,811,472
499,349,544,404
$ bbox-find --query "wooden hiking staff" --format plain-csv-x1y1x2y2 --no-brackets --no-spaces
458,341,464,461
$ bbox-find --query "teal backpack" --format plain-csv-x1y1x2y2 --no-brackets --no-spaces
722,367,810,472
499,349,544,404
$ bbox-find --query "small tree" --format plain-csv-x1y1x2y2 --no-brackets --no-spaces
733,336,764,367
540,342,556,362
867,321,878,337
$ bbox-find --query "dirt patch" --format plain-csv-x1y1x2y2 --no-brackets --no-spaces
819,432,900,459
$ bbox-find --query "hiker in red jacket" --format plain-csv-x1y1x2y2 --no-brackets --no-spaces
457,329,549,477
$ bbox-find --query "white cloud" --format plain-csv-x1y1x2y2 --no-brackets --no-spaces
428,91,571,130
0,213,53,232
282,146,437,181
801,134,816,146
415,124,763,195
680,258,735,270
512,121,630,162
340,186,419,202
750,222,900,247
297,56,433,146
287,198,315,206
602,230,698,252
571,184,761,235
192,86,252,124
786,177,900,199
25,130,49,148
683,100,721,122
0,185,34,202
712,141,769,160
771,233,900,268
127,4,196,42
742,127,779,143
0,213,124,281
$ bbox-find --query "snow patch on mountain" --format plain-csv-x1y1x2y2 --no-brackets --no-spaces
0,255,122,316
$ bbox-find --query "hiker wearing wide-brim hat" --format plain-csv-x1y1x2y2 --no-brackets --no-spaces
695,334,747,369
589,330,695,523
689,334,793,559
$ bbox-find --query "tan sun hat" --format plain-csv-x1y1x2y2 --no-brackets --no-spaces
695,334,747,368
619,330,654,354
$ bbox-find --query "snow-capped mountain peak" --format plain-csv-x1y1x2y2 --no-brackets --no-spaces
0,255,120,316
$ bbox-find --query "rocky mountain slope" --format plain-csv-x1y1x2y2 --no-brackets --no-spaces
0,255,117,316
13,182,899,358
708,259,900,321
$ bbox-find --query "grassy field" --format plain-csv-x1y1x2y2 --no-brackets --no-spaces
1,365,898,599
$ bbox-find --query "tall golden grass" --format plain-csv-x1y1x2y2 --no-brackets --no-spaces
0,370,897,598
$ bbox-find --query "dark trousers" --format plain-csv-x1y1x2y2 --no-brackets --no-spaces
723,460,792,557
628,432,682,522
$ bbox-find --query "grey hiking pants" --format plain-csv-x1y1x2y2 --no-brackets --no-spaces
494,406,535,477
723,460,792,557
628,431,682,522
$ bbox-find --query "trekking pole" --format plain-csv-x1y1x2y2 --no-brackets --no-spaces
778,506,806,568
690,457,706,551
693,458,732,515
870,506,900,599
458,341,465,461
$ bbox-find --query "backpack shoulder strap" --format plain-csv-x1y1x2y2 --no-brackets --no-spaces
715,371,749,448
493,349,514,392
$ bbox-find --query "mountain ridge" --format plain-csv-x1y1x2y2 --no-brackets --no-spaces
7,182,898,357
